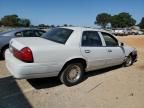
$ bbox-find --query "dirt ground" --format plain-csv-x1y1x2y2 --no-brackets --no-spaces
0,35,144,108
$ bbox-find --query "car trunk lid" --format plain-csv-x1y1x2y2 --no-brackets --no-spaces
10,37,61,50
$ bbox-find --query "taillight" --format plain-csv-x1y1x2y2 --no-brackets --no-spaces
13,47,33,63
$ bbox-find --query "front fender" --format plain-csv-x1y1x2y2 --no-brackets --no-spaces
123,45,136,57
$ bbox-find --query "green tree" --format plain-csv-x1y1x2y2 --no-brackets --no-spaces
50,25,55,28
111,15,121,28
18,19,31,27
95,13,111,28
111,12,136,28
64,24,68,27
1,14,31,27
139,17,144,29
56,25,60,27
38,24,46,27
1,14,19,26
38,24,49,28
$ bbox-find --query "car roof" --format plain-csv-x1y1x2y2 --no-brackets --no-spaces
0,28,44,36
11,28,44,32
61,26,110,33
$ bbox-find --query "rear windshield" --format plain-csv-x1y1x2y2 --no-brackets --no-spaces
41,28,73,44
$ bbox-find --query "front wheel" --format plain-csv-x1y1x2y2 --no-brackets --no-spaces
60,63,84,86
123,55,133,67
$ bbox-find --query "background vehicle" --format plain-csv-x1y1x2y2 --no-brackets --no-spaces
0,28,46,59
112,28,128,36
130,29,143,35
5,27,137,86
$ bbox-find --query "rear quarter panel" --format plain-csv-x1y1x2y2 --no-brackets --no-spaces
31,45,84,73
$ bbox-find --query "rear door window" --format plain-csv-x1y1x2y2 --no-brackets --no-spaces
82,31,102,47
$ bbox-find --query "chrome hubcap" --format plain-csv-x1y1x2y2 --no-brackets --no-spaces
126,56,132,66
67,65,81,83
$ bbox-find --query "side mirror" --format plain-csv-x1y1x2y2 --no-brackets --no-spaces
120,42,124,46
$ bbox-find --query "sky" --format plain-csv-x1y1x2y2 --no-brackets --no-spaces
0,0,143,26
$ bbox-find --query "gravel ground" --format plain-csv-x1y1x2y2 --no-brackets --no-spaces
0,35,144,108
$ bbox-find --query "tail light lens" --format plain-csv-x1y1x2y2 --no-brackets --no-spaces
12,47,33,63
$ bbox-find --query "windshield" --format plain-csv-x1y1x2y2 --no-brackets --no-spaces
41,28,73,44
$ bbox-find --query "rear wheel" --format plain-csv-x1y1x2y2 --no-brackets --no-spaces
1,48,8,59
124,55,133,67
60,63,84,86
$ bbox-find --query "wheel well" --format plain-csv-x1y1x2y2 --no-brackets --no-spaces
1,44,9,53
126,52,133,57
58,58,87,76
129,52,133,56
129,52,136,61
125,52,135,62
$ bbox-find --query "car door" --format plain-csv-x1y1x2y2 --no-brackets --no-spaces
100,32,125,66
80,31,108,71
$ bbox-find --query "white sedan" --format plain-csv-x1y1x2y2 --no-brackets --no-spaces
5,27,137,86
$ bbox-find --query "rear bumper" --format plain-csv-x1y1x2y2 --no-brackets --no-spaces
5,50,60,79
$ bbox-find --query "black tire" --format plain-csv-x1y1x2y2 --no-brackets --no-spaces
1,48,8,59
60,63,84,86
123,55,133,67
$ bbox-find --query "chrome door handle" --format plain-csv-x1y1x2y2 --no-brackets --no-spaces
108,49,112,52
85,50,91,53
